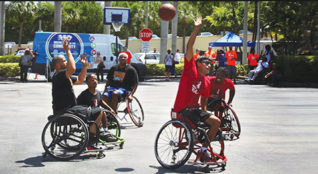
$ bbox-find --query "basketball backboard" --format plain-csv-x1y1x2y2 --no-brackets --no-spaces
104,7,130,25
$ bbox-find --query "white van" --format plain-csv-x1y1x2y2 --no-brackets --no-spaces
32,32,146,81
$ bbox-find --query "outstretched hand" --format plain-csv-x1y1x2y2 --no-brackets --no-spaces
80,53,89,67
62,39,70,51
194,16,202,27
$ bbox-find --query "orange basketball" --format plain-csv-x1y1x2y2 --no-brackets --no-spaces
158,3,176,21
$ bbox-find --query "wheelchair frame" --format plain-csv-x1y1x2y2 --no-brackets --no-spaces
154,110,227,170
41,109,124,161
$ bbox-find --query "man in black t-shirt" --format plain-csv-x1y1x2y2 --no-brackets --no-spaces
103,52,138,111
77,74,117,142
52,40,116,146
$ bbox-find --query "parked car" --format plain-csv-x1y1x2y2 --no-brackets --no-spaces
152,34,159,39
128,36,138,40
16,50,25,56
134,52,160,64
199,32,213,36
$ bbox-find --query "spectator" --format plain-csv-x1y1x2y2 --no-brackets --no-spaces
261,45,276,71
153,48,158,53
96,56,105,82
19,49,33,82
264,63,282,87
247,47,260,71
245,56,268,83
170,53,176,78
204,46,216,75
225,45,238,84
164,49,173,81
193,49,200,61
174,49,181,65
94,51,103,80
215,49,226,70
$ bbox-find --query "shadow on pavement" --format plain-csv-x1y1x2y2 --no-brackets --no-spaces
114,167,135,172
149,164,225,173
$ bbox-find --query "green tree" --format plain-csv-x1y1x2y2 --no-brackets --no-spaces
62,2,80,32
6,1,36,46
35,2,54,32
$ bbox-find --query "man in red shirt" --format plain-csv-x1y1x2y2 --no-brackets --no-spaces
204,46,216,75
173,17,220,155
192,48,200,60
225,45,237,83
120,46,132,64
247,47,260,70
201,67,235,117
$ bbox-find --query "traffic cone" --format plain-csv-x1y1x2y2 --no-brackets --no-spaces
35,73,38,79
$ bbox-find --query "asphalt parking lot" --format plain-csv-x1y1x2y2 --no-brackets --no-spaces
0,78,318,174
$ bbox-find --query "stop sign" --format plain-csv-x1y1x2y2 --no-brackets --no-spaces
139,28,153,41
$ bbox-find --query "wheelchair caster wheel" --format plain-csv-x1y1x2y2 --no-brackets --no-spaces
120,142,124,149
97,152,105,159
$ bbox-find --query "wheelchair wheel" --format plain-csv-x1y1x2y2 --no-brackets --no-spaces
42,114,89,161
127,96,144,127
105,111,121,137
210,131,225,159
154,120,194,169
223,106,241,138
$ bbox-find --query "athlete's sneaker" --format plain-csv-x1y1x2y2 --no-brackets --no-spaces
199,149,212,162
100,131,118,142
86,143,103,151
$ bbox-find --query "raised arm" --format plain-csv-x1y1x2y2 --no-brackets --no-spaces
63,39,76,78
185,17,202,62
74,53,89,85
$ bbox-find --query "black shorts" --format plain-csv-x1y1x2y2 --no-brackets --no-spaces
178,108,211,125
165,65,172,72
65,105,101,122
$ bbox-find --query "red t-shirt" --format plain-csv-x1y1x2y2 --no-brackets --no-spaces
225,50,237,66
204,51,216,64
205,76,235,100
173,58,210,112
247,53,260,66
120,51,132,64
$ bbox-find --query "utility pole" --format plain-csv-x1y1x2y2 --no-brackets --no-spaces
145,1,149,28
242,1,248,65
256,0,260,54
54,1,62,32
159,1,169,64
0,1,5,56
104,1,112,34
171,1,178,57
38,1,43,32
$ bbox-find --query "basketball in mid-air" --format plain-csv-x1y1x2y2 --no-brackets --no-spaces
158,3,176,21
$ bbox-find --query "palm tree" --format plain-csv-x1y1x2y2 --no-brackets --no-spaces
62,2,80,32
6,1,35,46
54,1,62,32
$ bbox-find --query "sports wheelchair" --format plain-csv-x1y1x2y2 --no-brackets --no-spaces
154,108,227,170
207,99,241,140
41,108,124,161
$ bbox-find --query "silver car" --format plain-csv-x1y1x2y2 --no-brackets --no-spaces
134,52,160,64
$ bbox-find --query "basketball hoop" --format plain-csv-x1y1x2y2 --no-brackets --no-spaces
112,22,123,32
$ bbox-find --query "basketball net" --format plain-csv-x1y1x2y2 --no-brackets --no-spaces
112,22,123,32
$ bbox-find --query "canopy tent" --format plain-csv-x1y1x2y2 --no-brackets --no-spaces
209,32,255,47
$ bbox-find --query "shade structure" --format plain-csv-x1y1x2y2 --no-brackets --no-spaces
209,32,255,47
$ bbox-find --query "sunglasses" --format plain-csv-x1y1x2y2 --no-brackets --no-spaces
199,60,211,65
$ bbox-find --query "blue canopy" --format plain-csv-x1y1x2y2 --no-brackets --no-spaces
209,32,255,47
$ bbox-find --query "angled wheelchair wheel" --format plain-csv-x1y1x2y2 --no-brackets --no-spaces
223,106,241,139
105,111,121,137
210,131,225,159
154,120,194,169
127,96,144,127
42,114,89,161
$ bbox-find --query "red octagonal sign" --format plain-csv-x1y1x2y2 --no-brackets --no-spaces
139,28,153,41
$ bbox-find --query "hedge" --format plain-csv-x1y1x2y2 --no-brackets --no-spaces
146,63,249,76
0,54,20,63
275,55,318,83
0,63,20,77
